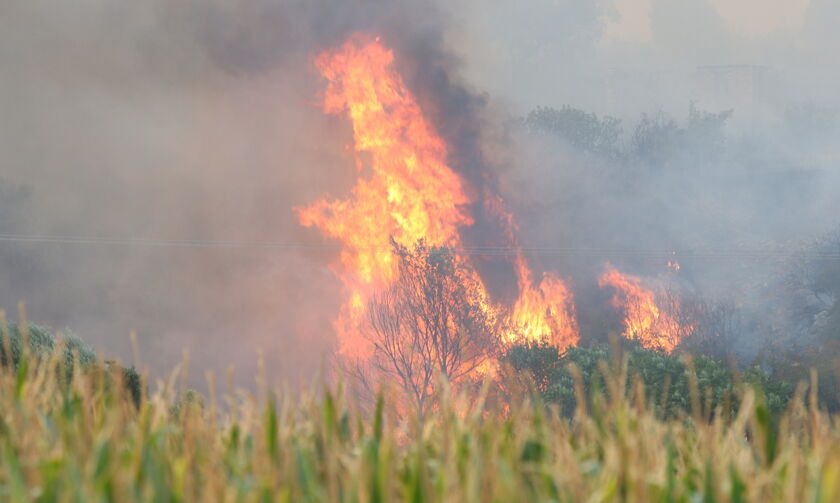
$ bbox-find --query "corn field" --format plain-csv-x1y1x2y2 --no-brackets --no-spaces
2,344,840,503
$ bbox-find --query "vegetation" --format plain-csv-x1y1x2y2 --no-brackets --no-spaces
0,322,95,370
525,105,623,156
0,318,141,407
3,344,840,502
524,103,731,163
754,225,840,413
363,241,497,413
504,342,793,418
1,95,837,501
631,105,732,166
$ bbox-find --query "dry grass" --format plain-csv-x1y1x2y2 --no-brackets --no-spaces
1,341,840,503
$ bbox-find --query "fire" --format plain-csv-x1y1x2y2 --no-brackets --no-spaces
485,193,579,349
297,36,474,359
598,266,691,353
297,35,579,362
502,252,578,348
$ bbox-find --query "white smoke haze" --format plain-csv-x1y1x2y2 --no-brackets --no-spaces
1,0,838,385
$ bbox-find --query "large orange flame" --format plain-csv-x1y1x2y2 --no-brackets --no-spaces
298,35,579,362
297,36,474,359
598,266,692,353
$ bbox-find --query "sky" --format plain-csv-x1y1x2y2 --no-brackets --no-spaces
607,0,811,42
443,0,836,118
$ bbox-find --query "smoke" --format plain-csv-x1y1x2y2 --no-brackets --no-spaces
1,0,838,384
0,0,494,387
444,0,840,359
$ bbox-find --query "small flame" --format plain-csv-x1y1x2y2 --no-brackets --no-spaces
505,255,579,349
598,266,691,353
485,193,579,349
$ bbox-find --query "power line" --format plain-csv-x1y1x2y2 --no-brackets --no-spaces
0,233,334,251
1,232,839,260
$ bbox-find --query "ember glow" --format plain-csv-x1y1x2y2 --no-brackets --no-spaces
598,266,692,353
297,35,579,361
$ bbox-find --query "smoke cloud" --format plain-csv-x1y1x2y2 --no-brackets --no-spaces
1,0,838,384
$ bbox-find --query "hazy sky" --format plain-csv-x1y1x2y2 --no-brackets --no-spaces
444,0,836,118
608,0,811,42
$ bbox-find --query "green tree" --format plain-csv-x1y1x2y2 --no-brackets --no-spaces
631,104,732,167
525,105,623,156
504,342,792,418
770,225,840,411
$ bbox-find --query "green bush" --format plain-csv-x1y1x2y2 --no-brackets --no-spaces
0,322,141,406
525,105,623,156
504,342,793,418
0,322,95,370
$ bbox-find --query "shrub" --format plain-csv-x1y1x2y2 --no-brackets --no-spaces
504,342,793,418
0,322,95,370
525,105,623,156
0,322,142,406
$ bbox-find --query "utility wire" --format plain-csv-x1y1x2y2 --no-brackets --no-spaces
1,233,839,260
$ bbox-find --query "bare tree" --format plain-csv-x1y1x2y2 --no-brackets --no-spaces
677,294,744,359
365,241,498,412
786,227,840,335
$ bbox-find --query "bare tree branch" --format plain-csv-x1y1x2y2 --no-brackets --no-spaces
362,240,499,413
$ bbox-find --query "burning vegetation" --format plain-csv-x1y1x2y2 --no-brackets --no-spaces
598,266,694,353
296,36,477,361
297,35,694,401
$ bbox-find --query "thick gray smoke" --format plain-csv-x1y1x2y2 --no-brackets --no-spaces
1,0,838,385
0,0,485,387
444,0,840,359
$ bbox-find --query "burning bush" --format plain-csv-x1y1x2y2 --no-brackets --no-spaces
298,35,580,404
363,241,499,412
